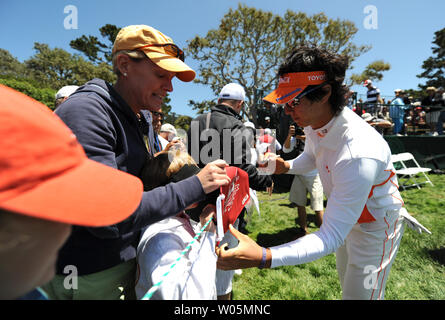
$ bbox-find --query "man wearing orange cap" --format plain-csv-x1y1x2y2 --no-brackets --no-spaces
0,85,143,299
217,46,429,300
44,25,230,299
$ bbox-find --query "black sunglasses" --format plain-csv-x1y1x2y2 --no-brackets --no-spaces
138,43,185,62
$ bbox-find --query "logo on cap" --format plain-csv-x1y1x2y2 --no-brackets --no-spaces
308,74,326,81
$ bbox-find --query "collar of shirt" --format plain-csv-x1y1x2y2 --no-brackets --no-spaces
309,113,336,140
307,107,353,151
176,211,196,238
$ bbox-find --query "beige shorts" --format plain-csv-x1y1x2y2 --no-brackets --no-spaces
289,174,324,211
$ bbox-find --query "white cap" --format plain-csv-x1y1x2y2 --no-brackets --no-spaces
160,123,177,135
244,121,255,129
361,113,375,122
55,85,79,99
264,128,272,135
363,79,372,87
218,83,246,101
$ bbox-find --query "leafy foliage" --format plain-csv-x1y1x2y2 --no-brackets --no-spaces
0,76,56,110
349,60,391,86
186,4,370,118
25,43,116,89
70,24,121,64
417,27,445,89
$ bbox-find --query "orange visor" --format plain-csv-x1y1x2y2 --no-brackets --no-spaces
263,71,327,105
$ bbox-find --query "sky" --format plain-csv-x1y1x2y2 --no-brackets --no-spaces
1,0,444,118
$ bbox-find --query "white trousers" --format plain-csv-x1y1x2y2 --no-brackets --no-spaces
336,209,405,300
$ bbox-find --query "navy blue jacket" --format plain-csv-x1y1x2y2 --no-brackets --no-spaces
55,79,205,275
187,104,272,191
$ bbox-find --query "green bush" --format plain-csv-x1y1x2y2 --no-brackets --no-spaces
0,77,56,110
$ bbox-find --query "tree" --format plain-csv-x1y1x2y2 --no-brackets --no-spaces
0,49,28,78
174,115,193,132
417,27,445,89
187,99,216,115
349,60,391,86
24,43,116,89
186,4,370,123
70,24,121,64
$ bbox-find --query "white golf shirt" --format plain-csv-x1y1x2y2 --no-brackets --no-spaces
271,108,404,268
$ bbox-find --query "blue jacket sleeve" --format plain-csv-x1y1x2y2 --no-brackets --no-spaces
55,95,206,238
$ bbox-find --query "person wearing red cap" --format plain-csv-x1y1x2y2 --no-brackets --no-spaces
364,79,383,115
217,46,429,300
44,25,230,300
0,85,143,300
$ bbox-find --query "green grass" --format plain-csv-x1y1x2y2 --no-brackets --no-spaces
232,174,445,300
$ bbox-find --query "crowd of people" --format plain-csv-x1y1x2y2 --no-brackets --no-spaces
1,24,430,301
344,82,445,136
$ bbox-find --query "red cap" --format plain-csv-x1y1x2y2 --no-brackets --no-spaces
263,71,327,105
220,167,250,234
0,85,143,226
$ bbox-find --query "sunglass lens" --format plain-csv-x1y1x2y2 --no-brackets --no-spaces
165,44,184,62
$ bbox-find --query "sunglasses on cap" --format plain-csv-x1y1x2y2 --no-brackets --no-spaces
285,82,328,109
138,43,185,62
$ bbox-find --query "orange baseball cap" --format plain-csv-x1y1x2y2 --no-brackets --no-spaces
263,71,327,105
112,25,195,82
0,85,143,227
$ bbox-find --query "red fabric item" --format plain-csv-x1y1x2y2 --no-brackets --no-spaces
219,167,250,233
259,134,274,144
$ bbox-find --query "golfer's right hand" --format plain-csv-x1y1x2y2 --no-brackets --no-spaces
197,160,230,194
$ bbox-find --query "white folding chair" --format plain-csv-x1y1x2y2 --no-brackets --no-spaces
391,152,434,190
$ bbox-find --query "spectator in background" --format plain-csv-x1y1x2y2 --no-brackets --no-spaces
0,85,143,300
151,110,164,153
158,123,177,149
54,85,79,110
364,79,383,115
378,105,391,121
264,116,271,129
159,123,177,142
257,128,282,157
187,82,273,300
435,87,445,135
389,89,407,135
345,89,355,110
243,121,258,165
156,123,185,152
257,101,278,129
422,86,440,135
283,124,324,237
362,112,393,135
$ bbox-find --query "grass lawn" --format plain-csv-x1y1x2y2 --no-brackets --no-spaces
232,174,445,300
